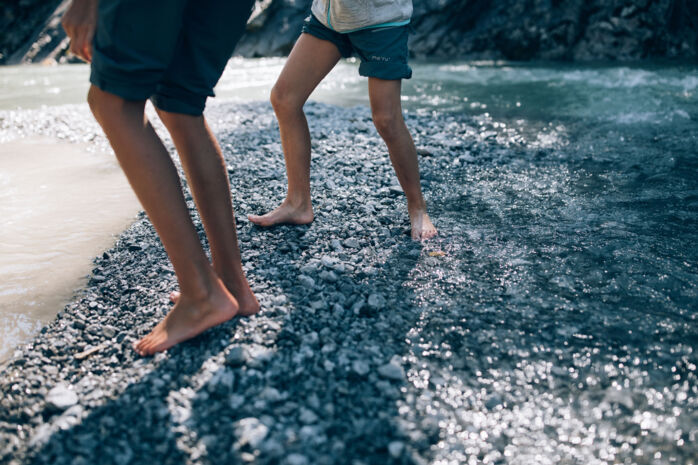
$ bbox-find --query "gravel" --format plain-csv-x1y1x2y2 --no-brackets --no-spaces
0,100,696,465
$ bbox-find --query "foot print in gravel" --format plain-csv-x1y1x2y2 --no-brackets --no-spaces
133,280,239,356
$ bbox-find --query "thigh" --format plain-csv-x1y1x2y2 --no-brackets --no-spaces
90,0,188,100
153,0,255,115
273,33,343,105
368,78,403,116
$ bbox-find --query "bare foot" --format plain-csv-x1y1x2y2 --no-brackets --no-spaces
170,277,260,317
409,208,438,241
248,199,314,227
134,279,238,356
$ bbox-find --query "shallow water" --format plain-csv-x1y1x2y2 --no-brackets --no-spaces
0,138,138,361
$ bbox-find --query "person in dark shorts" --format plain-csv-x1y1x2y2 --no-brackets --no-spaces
62,0,259,355
249,0,437,241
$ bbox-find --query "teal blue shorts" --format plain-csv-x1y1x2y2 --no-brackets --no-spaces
90,0,254,115
301,14,412,80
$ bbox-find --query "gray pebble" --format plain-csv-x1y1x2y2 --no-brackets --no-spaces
225,347,248,367
45,384,78,411
377,362,405,382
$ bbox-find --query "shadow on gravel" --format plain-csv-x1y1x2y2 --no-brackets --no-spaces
181,223,429,464
26,321,243,465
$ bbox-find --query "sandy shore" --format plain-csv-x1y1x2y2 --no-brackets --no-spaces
1,101,696,465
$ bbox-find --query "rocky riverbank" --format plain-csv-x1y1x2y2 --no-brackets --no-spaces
1,100,696,464
2,0,697,65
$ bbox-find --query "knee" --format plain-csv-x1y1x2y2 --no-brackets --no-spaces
86,85,107,122
87,85,142,125
372,110,400,140
270,84,303,117
156,108,200,134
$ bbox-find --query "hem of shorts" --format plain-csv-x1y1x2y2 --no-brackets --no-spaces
151,94,205,116
358,62,412,80
89,69,154,102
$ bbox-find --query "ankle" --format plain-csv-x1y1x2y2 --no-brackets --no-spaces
284,195,312,210
407,197,427,213
178,265,221,302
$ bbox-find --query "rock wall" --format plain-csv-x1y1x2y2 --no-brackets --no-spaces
0,0,68,64
1,0,696,64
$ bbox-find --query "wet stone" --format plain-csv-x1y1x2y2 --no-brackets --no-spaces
234,417,269,450
343,238,360,249
225,347,247,367
367,293,386,309
45,384,78,411
102,325,117,339
298,275,315,288
285,453,309,465
298,408,319,425
388,441,405,458
377,362,405,382
352,360,370,377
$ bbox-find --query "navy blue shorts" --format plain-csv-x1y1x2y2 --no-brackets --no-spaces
301,14,412,80
90,0,254,115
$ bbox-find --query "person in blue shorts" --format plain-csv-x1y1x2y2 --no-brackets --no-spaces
249,0,437,241
62,0,259,355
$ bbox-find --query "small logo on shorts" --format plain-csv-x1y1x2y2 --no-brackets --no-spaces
370,55,392,62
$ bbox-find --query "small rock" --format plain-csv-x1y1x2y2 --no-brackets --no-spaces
285,453,309,465
485,394,503,410
388,185,403,195
46,384,78,411
235,417,269,449
207,369,235,393
299,408,319,425
298,275,315,288
343,238,360,249
86,324,101,335
225,347,248,367
352,360,370,377
259,387,284,403
377,362,405,382
388,441,405,458
367,293,385,309
330,239,343,250
102,325,117,338
302,331,320,348
319,270,338,282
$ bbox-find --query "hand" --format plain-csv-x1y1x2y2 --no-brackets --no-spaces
61,0,98,63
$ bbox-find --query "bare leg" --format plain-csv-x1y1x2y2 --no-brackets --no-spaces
156,110,259,315
248,33,341,227
368,78,437,240
87,85,240,355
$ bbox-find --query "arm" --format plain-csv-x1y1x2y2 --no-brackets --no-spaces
61,0,98,62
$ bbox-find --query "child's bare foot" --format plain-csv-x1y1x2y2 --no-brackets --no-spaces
248,199,314,227
134,280,238,356
409,207,438,241
170,277,260,317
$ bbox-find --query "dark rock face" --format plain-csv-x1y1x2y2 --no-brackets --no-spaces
407,0,698,61
1,0,697,64
237,0,698,61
